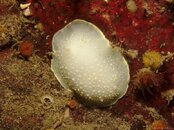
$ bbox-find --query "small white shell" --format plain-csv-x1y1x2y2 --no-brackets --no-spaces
20,3,31,10
51,19,130,107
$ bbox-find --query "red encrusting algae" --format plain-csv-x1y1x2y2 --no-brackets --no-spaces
30,0,75,40
26,0,174,54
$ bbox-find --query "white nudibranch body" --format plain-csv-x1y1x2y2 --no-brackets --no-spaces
51,19,130,107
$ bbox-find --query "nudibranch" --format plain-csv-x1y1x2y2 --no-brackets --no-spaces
51,19,130,107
